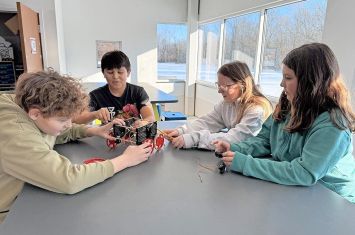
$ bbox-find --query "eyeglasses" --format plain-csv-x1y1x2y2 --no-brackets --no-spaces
214,82,236,90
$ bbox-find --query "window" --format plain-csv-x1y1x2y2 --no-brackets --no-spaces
195,0,328,100
223,12,261,77
157,23,187,80
197,21,221,83
259,0,328,97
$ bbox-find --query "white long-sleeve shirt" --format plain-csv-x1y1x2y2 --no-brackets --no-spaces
177,100,266,150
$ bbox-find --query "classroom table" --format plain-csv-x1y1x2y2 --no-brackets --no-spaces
82,82,178,120
1,121,355,235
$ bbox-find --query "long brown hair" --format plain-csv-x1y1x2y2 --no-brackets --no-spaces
273,43,355,132
218,61,272,123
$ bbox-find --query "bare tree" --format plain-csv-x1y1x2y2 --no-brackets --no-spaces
262,0,326,70
157,25,187,64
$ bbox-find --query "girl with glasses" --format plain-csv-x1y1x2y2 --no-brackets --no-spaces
164,61,272,150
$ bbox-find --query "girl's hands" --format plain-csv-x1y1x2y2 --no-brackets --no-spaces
170,136,185,149
221,151,235,166
164,129,184,148
212,140,231,153
164,129,180,138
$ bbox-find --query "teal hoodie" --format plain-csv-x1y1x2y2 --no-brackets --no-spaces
230,112,355,203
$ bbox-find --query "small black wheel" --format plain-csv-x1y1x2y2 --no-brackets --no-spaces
215,152,223,158
217,160,226,174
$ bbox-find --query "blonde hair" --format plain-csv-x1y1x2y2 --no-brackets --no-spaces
15,71,89,118
218,61,272,123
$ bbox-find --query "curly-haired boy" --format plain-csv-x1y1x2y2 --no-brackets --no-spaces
0,71,151,223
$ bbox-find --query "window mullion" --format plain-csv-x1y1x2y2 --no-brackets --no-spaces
218,20,225,69
255,9,266,85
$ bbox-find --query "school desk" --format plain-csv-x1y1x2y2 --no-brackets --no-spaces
1,121,355,235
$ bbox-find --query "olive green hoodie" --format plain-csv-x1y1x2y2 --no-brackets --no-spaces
0,94,114,223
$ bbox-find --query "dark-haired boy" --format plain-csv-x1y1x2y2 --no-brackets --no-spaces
73,50,155,124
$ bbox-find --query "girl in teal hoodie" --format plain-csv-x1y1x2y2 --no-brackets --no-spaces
214,43,355,203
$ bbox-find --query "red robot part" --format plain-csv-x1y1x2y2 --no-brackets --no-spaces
83,157,106,164
155,134,165,150
106,132,118,149
122,104,139,117
143,138,155,153
106,138,117,149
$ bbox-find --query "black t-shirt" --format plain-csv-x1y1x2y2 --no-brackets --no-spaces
89,83,149,119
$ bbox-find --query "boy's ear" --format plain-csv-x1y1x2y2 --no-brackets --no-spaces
28,108,42,120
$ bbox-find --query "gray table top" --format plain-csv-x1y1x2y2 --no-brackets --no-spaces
2,121,355,235
82,82,178,104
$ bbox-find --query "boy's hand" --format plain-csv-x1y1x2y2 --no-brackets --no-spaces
112,118,125,126
133,119,149,128
95,108,111,123
86,119,123,140
164,129,179,138
120,142,152,167
212,140,231,153
171,136,185,149
222,151,235,166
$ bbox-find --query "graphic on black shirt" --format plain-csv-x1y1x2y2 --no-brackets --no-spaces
89,83,149,120
107,107,115,120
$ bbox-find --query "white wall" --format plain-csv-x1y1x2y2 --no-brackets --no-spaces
322,0,355,110
0,0,60,71
59,0,187,83
195,84,223,115
57,0,188,113
323,0,355,152
196,0,355,116
1,0,188,113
